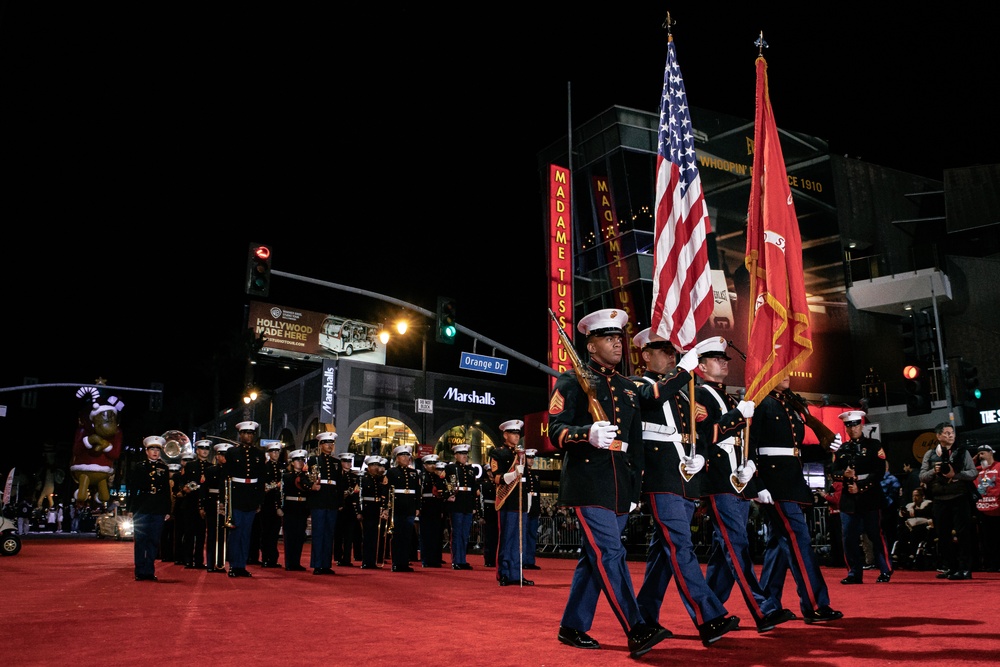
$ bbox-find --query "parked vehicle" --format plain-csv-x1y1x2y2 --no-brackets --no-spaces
1,514,21,556
95,508,134,541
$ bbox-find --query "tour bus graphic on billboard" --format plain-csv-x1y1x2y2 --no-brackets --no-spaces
248,301,386,365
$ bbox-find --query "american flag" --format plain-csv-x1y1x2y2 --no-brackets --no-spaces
649,36,713,352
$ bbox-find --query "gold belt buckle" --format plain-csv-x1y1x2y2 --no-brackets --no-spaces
793,446,800,457
609,440,623,451
681,434,690,445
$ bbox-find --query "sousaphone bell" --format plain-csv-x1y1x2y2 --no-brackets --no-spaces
162,430,191,460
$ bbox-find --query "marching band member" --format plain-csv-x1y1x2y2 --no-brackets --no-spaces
259,441,284,568
446,443,480,570
307,431,343,575
334,453,361,567
522,449,542,570
359,455,388,569
386,445,420,572
129,435,171,581
479,457,498,568
223,421,266,578
204,443,230,573
281,449,311,571
419,454,446,568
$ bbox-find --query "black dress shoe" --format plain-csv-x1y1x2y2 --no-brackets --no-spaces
947,570,972,580
627,622,673,658
460,563,473,570
312,567,335,575
391,565,414,572
840,574,863,585
184,564,198,569
452,563,464,570
523,563,541,570
336,561,355,567
936,570,952,579
557,626,600,650
698,614,740,646
803,607,844,624
360,564,374,569
757,608,796,633
206,567,217,573
237,568,252,577
228,569,238,578
286,565,306,571
876,572,892,583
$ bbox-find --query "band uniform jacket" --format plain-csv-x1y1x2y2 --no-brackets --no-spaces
282,468,312,511
129,458,172,515
305,453,345,511
491,446,531,513
749,389,826,505
200,464,224,513
480,468,497,517
526,468,542,518
223,444,266,512
183,458,212,514
359,471,388,520
386,464,421,516
831,435,886,513
420,469,448,520
342,473,362,517
444,461,480,514
632,367,702,498
261,459,283,515
548,360,644,513
695,381,758,499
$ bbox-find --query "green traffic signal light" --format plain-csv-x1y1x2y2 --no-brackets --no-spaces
436,296,457,344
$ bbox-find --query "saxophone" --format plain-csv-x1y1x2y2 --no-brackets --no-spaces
308,463,321,485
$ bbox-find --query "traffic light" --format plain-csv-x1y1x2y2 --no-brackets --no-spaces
436,296,457,344
149,382,164,412
912,310,937,361
245,243,272,297
903,364,932,416
958,360,981,406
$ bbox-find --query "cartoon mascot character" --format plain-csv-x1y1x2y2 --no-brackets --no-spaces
70,386,124,508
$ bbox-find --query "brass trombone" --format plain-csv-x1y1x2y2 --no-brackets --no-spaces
376,482,393,568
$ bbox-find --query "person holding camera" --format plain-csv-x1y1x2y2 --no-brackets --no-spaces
919,422,977,580
831,410,892,584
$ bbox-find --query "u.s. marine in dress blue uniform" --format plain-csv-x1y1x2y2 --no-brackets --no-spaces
222,421,266,578
694,338,788,629
751,378,843,624
548,308,671,658
307,431,344,575
629,328,740,646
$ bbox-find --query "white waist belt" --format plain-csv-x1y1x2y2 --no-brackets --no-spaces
642,422,677,435
422,493,436,498
643,431,690,444
483,499,495,504
318,480,337,485
394,489,416,494
456,486,473,491
284,496,306,501
759,447,798,456
208,489,220,494
232,477,258,484
856,473,870,480
361,496,376,501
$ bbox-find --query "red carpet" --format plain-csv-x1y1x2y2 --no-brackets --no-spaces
7,534,998,666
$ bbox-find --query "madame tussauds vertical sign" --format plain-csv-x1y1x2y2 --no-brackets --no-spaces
549,164,572,395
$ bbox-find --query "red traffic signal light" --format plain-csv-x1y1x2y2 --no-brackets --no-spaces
903,364,921,380
903,364,931,416
246,243,272,297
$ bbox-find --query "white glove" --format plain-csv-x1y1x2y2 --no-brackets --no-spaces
682,454,706,475
503,471,518,484
588,421,617,449
737,459,757,484
678,348,700,372
829,433,843,452
737,400,755,419
516,464,524,475
756,489,774,504
629,502,638,513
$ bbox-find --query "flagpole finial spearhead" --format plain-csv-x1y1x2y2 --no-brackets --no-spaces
754,31,768,55
662,12,674,32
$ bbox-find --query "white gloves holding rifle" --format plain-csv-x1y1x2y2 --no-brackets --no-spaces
737,400,755,419
756,489,774,504
829,433,843,452
737,459,757,484
682,454,705,475
589,421,618,449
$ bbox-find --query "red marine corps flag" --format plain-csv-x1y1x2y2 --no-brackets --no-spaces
744,52,813,403
649,28,713,351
